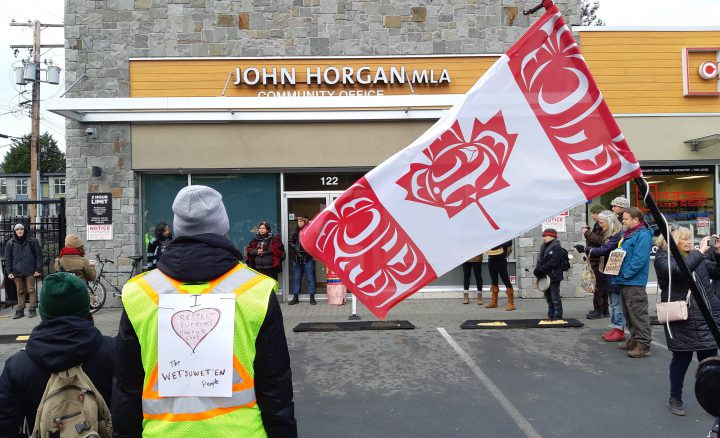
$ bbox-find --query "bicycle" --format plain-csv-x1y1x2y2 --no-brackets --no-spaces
88,254,143,313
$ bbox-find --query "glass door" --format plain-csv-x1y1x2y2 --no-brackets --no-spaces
282,192,343,302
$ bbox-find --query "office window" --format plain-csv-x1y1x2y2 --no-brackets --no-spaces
54,178,65,195
16,178,27,195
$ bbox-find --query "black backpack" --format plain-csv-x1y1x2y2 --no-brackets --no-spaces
560,247,571,271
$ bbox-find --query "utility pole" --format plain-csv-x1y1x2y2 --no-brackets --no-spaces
9,20,63,220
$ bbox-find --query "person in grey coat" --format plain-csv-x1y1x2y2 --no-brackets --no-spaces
4,224,42,319
654,226,720,417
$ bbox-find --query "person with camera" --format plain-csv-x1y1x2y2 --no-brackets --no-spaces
655,227,720,416
288,216,316,305
705,234,720,294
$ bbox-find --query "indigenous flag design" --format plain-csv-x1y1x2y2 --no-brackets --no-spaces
301,2,642,319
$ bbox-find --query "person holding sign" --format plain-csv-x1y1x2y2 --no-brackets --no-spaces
612,207,653,358
113,186,297,438
580,211,626,342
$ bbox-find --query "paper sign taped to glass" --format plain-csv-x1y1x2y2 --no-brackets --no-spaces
300,1,643,319
158,293,235,397
603,249,627,276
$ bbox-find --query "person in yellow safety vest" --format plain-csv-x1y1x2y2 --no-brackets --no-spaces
112,185,297,437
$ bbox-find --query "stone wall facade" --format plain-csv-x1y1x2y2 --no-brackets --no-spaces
63,0,581,295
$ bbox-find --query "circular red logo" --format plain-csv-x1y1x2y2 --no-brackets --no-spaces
699,61,719,80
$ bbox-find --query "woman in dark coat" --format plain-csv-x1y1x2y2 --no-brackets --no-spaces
246,222,285,281
654,226,720,417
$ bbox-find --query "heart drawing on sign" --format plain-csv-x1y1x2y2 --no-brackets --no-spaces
170,308,222,353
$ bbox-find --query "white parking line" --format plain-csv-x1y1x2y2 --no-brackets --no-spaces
437,327,542,438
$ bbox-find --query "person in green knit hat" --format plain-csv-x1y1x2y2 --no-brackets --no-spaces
0,272,115,432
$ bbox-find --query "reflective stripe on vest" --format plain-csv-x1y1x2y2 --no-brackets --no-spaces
123,264,274,428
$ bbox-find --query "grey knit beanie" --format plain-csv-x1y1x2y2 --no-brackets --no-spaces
610,196,630,209
172,185,229,237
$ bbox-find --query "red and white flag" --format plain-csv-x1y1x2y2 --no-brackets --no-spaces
301,2,642,319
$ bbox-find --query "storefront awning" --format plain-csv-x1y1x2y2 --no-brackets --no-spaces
685,134,720,151
45,95,463,123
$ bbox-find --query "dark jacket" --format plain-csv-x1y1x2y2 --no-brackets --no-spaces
289,227,312,263
707,250,720,295
655,249,720,351
4,235,42,277
112,233,296,438
146,235,172,270
535,239,564,282
246,233,285,272
587,231,623,293
584,222,604,268
0,317,115,436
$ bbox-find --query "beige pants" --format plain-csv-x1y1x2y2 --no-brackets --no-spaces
14,276,37,310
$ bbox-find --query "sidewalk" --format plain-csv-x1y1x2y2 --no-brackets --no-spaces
0,293,639,337
278,294,625,323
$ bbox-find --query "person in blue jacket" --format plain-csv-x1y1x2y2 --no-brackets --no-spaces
612,207,654,358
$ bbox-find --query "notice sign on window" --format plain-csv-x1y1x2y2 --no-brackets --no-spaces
87,193,112,225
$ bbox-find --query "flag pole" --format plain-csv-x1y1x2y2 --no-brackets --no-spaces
634,177,720,348
523,0,553,16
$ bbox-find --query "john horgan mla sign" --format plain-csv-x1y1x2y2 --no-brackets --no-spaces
233,64,452,97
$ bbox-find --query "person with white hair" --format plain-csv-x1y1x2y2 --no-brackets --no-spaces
655,226,720,416
579,211,627,342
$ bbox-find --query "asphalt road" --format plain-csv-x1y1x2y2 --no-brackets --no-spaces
0,300,716,437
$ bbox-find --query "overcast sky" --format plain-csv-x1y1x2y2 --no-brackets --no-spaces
0,0,718,159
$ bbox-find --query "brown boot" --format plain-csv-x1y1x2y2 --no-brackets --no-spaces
477,292,483,305
618,338,637,351
505,287,516,311
484,286,499,308
463,291,469,305
628,344,651,358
